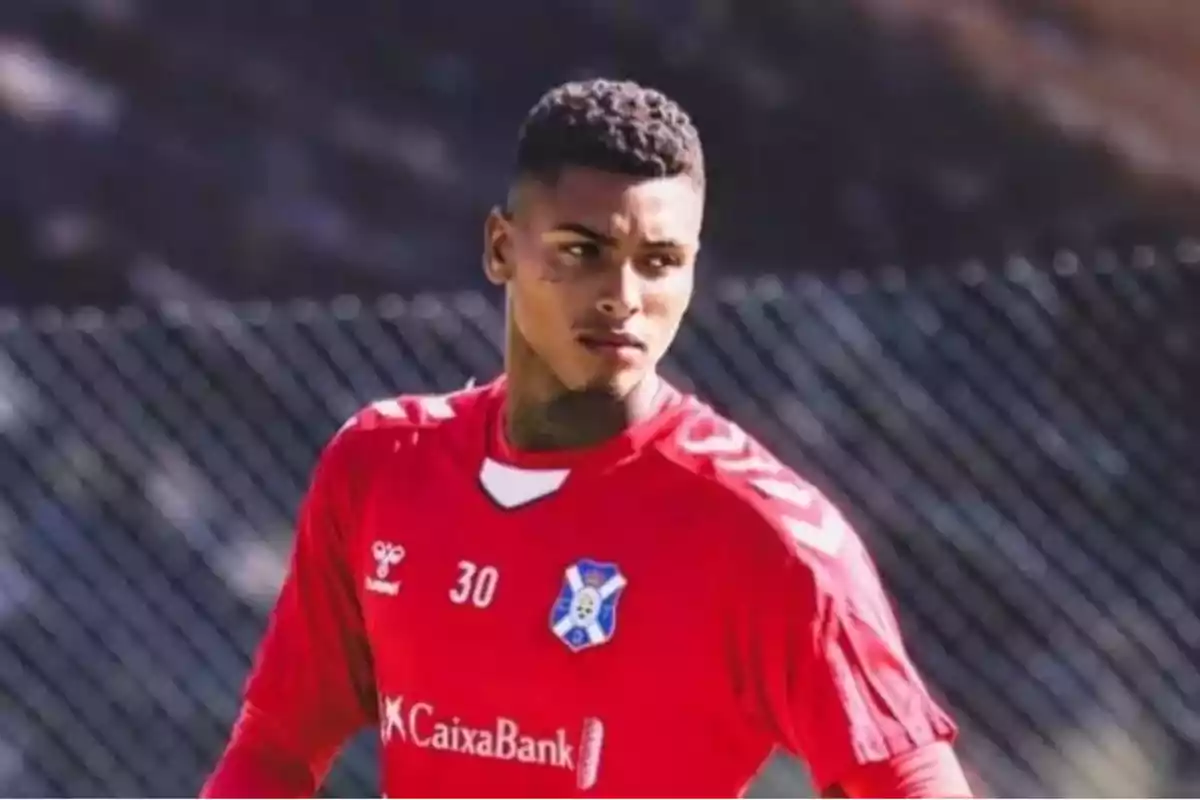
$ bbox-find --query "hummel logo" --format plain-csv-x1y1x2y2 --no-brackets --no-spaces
366,541,405,596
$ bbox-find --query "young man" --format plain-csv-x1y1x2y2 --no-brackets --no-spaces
203,78,971,798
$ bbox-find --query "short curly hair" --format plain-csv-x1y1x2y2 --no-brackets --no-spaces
514,78,705,189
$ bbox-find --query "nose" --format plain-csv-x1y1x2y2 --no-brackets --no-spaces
595,261,641,320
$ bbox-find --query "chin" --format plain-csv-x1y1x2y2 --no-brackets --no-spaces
580,368,648,398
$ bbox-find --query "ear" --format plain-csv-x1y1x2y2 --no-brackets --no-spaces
483,207,515,285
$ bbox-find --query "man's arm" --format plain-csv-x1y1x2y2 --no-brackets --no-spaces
823,741,970,798
731,486,971,799
203,428,377,798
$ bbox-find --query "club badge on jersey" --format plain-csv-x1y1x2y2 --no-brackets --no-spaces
550,559,627,652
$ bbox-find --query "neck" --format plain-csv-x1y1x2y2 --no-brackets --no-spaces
505,375,662,452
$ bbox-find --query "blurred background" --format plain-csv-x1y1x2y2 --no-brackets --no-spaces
0,0,1198,796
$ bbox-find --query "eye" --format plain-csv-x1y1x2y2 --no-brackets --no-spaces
558,241,602,262
643,251,684,273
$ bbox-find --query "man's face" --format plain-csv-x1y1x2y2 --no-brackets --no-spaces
485,166,703,396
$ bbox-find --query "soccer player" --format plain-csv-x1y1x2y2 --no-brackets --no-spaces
202,78,971,798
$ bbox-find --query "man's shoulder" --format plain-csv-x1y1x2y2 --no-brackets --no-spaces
654,398,853,560
337,385,486,437
321,383,490,467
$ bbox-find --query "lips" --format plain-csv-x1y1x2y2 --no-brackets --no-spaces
576,331,646,350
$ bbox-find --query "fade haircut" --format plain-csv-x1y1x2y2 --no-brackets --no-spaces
513,78,705,191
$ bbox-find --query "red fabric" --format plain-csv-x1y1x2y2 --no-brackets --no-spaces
727,466,959,791
835,742,973,798
201,705,319,797
202,379,957,797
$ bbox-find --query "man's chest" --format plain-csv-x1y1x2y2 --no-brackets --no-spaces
355,470,724,701
344,445,772,794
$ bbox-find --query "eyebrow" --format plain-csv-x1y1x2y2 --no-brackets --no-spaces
545,223,617,245
544,223,686,250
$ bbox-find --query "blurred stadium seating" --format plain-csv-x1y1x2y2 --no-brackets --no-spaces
1,0,1197,307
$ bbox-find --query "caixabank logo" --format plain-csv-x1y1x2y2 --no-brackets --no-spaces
379,696,604,790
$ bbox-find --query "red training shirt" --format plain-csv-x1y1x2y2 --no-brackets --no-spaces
204,377,959,797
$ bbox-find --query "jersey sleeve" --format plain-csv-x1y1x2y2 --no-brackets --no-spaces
203,426,377,797
729,484,958,794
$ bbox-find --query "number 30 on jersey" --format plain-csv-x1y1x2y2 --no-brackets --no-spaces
449,560,499,608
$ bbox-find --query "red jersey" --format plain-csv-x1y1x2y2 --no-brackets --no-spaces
207,378,957,797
